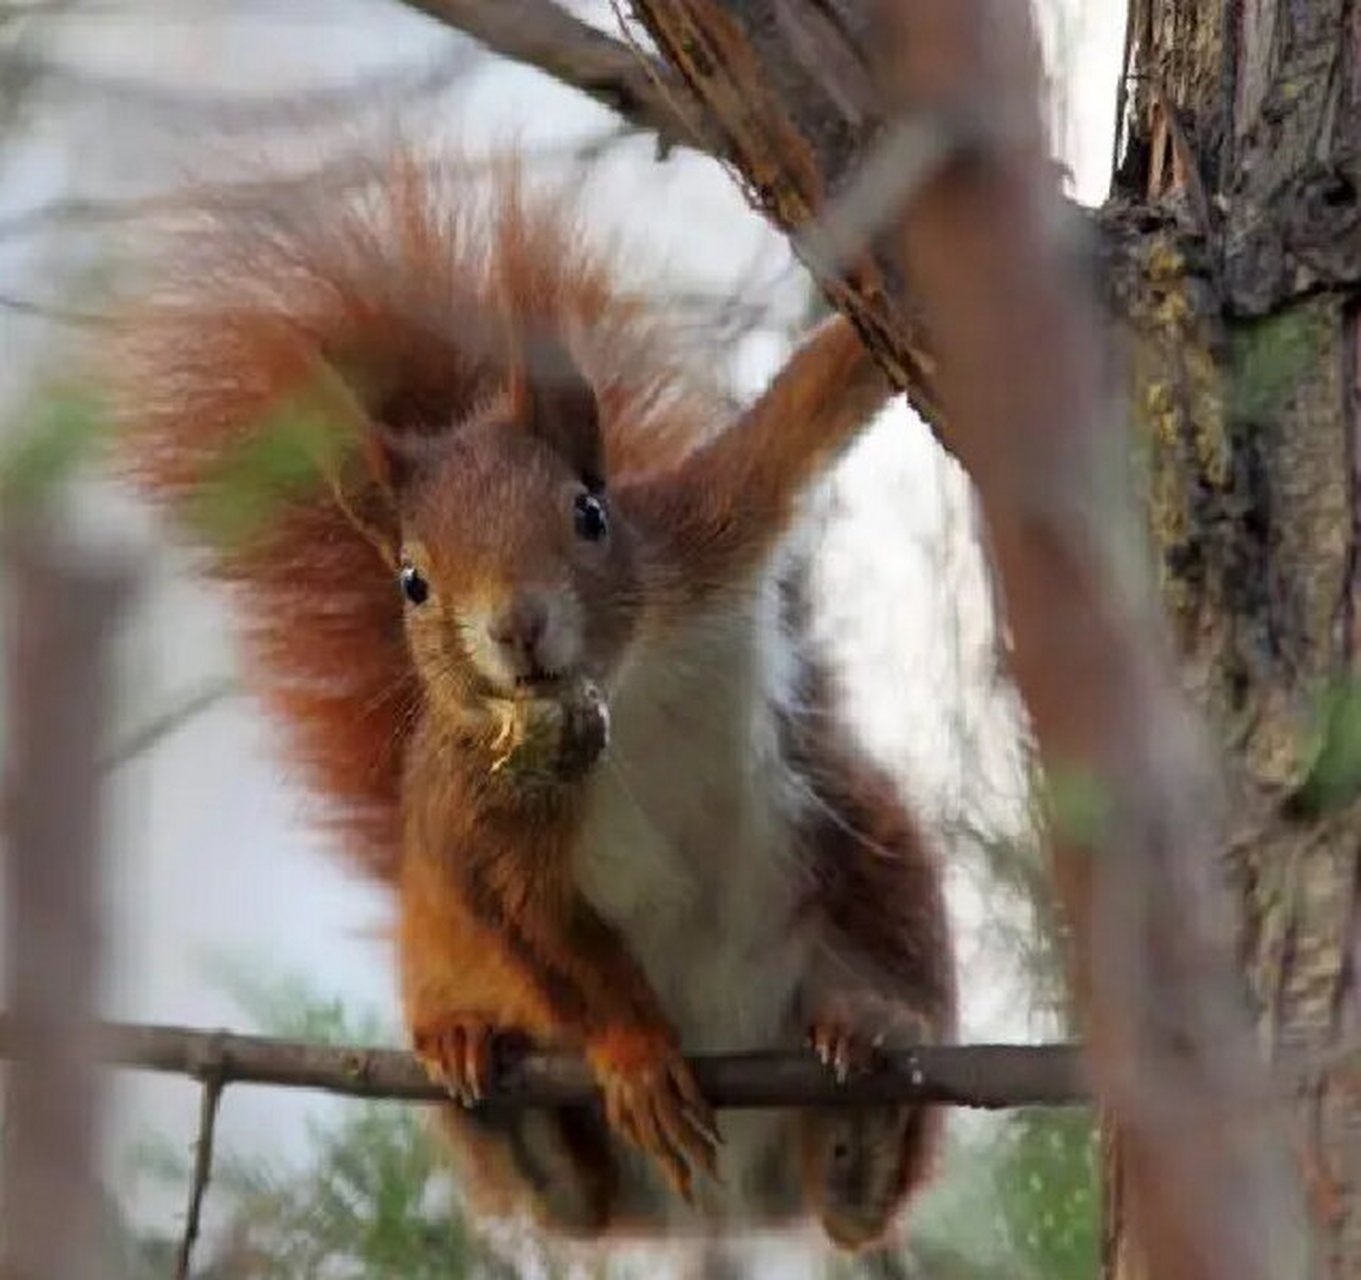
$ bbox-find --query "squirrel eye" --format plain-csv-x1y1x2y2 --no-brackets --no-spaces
399,564,429,606
573,491,609,543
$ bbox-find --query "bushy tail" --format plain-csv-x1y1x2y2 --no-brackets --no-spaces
103,151,710,880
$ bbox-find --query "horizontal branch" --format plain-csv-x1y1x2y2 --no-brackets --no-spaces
0,1018,1088,1110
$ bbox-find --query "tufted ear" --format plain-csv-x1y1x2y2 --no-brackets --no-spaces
360,420,423,503
509,331,604,491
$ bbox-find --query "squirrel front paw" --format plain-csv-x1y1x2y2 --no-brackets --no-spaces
587,1028,721,1203
413,1014,501,1106
488,679,609,784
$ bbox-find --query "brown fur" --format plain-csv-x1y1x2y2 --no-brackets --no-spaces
783,596,957,1247
107,149,952,1248
108,155,716,879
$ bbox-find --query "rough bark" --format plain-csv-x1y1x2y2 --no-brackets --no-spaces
1106,2,1361,1277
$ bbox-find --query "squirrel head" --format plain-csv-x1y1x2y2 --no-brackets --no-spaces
363,336,642,718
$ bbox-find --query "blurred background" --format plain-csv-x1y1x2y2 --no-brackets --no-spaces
0,2,1124,1275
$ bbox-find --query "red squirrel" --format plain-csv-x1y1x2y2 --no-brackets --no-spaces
107,152,956,1251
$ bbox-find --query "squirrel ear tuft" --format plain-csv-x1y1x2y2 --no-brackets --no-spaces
509,332,604,489
361,421,420,501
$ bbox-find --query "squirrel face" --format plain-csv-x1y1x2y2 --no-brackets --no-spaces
371,353,641,719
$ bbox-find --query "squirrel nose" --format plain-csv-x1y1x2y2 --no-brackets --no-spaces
488,593,548,665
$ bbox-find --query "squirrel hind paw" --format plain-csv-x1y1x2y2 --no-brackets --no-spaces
802,1104,942,1252
512,1110,615,1237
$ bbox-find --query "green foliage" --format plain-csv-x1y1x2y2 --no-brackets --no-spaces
960,806,1072,1030
185,367,367,551
1041,764,1113,852
992,1109,1099,1279
882,1109,1099,1280
1285,675,1361,819
1228,307,1328,427
0,384,108,513
198,954,397,1049
186,399,338,551
205,1103,522,1280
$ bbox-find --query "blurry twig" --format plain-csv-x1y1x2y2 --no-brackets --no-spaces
0,289,109,325
618,1,1305,1275
5,44,478,131
101,677,238,774
0,126,636,245
175,1070,225,1280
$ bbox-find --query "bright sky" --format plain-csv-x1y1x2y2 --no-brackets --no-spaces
0,0,1128,1263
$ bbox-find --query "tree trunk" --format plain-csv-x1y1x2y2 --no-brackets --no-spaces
1106,1,1361,1275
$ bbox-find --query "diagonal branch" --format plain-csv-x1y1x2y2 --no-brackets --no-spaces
393,0,708,153
0,1016,1088,1109
394,0,945,425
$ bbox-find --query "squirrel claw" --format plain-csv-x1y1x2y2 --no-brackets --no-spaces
594,1041,720,1201
806,998,937,1084
413,1015,498,1106
806,1018,879,1085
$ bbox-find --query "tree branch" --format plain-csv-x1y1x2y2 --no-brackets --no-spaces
390,0,951,426
393,0,708,154
0,1017,1088,1109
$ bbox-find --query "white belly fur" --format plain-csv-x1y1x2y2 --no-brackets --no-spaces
574,561,814,1223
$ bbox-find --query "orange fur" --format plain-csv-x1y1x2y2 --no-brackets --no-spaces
107,148,952,1249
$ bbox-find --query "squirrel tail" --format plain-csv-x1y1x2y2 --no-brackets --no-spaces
103,150,690,880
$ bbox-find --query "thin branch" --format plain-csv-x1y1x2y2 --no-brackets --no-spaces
6,45,479,131
175,1072,224,1280
0,291,109,326
100,678,238,774
0,1016,1088,1109
393,0,707,153
0,128,634,245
